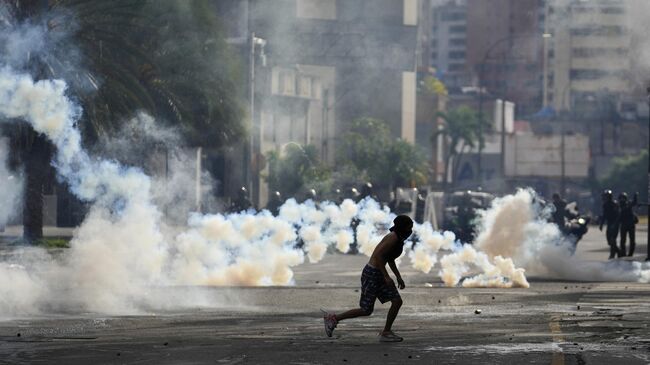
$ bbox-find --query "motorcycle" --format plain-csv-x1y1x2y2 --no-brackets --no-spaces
558,202,590,253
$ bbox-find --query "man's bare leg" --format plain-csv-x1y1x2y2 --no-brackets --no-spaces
335,308,371,322
381,297,402,334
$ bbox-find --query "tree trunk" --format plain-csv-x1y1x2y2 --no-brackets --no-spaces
452,142,466,182
23,132,50,243
443,152,454,193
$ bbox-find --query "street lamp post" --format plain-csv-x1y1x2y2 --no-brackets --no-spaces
248,32,266,207
477,33,551,185
560,84,571,197
646,87,650,261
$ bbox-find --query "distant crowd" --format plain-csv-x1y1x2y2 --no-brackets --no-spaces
227,185,643,261
599,190,639,259
227,183,384,216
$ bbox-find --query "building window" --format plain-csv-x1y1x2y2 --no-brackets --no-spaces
572,7,595,14
449,38,465,46
448,51,465,59
448,63,465,71
503,63,517,72
572,47,628,58
449,25,466,33
441,12,465,21
526,63,538,72
278,70,296,95
298,75,312,98
296,0,336,20
570,69,625,80
571,25,625,37
600,7,624,14
311,78,321,100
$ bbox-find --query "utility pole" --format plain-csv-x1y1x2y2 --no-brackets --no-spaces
476,33,551,186
646,87,650,261
477,62,485,184
248,32,266,208
500,99,506,180
560,116,566,197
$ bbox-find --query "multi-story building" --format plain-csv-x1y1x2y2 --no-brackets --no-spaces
429,0,470,91
217,0,419,207
466,0,545,117
545,0,632,116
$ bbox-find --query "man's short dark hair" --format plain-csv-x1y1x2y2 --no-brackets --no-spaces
390,215,413,232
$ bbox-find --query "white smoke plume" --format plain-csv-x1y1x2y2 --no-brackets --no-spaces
0,65,425,316
0,137,22,227
474,189,650,283
4,66,647,318
0,63,533,315
4,51,650,318
407,220,529,288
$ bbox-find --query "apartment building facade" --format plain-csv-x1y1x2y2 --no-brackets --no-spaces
429,0,471,91
217,0,419,207
545,0,632,116
466,0,545,117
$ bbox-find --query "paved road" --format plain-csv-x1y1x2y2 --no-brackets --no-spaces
1,228,649,364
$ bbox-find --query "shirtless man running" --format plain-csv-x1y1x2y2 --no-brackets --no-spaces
322,215,413,342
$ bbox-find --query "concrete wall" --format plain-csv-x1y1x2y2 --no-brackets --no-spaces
401,71,417,143
504,133,590,178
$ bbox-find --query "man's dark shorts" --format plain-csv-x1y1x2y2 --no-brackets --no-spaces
359,264,400,313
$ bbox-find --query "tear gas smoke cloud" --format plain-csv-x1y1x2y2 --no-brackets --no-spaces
0,65,407,315
409,218,529,288
2,67,650,317
0,138,22,227
0,62,530,316
3,8,650,317
474,189,650,283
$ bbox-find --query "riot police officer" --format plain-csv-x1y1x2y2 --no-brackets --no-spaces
454,191,478,243
307,188,318,202
551,193,568,230
350,187,361,203
266,191,282,216
359,182,378,202
230,186,253,213
599,190,622,259
618,192,638,257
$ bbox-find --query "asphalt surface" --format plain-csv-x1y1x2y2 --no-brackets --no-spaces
1,227,650,364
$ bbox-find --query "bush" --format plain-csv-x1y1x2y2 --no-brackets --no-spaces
599,150,648,202
265,144,330,198
338,117,427,191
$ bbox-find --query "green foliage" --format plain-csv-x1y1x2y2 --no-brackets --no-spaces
386,139,429,187
133,0,245,146
266,144,330,198
599,150,648,202
435,106,487,151
6,0,245,241
15,0,245,146
435,106,489,186
11,237,70,248
338,117,428,189
422,75,448,96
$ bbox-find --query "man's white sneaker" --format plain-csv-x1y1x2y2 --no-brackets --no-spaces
379,331,403,342
321,311,337,337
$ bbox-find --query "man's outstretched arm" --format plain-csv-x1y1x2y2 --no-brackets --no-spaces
388,260,405,289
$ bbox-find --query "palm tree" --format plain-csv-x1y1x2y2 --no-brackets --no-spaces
3,0,244,241
434,106,489,192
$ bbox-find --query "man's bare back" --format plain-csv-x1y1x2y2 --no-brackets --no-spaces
322,215,413,342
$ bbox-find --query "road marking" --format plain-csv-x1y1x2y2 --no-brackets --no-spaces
549,314,565,365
